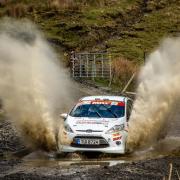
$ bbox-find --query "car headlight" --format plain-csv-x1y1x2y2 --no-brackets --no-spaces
64,124,73,133
106,124,124,134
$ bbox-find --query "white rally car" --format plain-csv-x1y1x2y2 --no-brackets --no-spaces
59,96,133,154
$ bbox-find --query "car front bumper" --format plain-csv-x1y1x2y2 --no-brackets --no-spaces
60,145,126,154
58,131,128,154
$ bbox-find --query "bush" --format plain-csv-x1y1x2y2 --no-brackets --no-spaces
0,0,10,7
47,0,111,10
111,57,138,91
6,3,27,18
47,0,79,10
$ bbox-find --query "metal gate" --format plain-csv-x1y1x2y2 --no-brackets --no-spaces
71,52,111,79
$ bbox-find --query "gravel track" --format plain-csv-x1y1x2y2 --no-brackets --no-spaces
0,83,179,179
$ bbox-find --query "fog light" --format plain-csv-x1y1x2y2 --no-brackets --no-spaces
116,141,121,145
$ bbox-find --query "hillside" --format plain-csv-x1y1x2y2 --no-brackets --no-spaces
0,0,179,62
0,0,179,89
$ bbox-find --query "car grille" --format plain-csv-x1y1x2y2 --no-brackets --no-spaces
76,130,103,133
71,136,109,148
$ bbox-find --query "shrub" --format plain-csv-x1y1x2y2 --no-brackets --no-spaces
47,0,78,10
111,57,138,91
47,0,111,10
6,3,27,18
0,0,10,7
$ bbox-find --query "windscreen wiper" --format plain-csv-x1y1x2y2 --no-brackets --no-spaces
101,104,118,118
107,108,118,118
94,111,101,117
92,105,102,117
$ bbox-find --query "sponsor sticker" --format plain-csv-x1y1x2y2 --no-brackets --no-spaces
91,100,125,106
76,119,109,126
112,132,122,141
112,133,120,137
78,100,125,106
91,101,111,105
113,137,121,141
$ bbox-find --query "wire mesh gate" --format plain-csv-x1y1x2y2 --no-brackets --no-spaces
71,52,112,79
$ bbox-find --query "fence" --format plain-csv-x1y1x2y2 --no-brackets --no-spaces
71,52,112,80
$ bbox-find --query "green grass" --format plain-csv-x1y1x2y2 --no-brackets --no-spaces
106,1,180,63
0,0,179,90
16,0,142,51
1,0,177,61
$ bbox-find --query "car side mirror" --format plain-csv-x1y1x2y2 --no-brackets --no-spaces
60,113,68,120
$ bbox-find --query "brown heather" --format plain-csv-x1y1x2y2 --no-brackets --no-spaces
111,57,138,89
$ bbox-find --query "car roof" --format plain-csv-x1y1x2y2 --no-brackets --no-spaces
80,96,127,102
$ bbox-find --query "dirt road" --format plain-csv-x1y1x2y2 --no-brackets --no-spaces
0,82,179,180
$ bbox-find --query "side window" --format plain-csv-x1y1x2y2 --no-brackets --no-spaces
126,99,133,121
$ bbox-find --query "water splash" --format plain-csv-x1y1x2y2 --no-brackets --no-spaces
0,18,73,151
127,37,180,150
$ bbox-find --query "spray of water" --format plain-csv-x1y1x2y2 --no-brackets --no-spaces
0,19,73,151
127,37,180,151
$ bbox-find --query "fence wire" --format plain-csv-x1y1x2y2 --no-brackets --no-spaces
71,52,111,79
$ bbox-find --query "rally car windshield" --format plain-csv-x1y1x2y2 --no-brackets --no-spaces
70,101,125,118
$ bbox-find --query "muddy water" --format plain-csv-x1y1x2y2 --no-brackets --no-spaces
57,82,180,162
23,137,180,169
1,82,179,174
20,135,180,171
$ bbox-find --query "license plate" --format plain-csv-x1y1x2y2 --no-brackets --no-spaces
76,139,100,145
